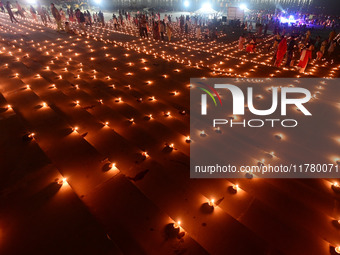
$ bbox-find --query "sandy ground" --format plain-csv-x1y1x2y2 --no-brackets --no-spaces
0,12,340,255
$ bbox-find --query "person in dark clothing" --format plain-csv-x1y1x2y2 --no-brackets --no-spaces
5,1,18,23
264,23,268,36
285,36,296,67
140,15,148,38
76,9,86,34
0,1,5,12
98,10,104,26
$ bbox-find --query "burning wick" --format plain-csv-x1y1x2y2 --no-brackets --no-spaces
58,177,68,185
232,184,239,192
173,221,181,229
335,246,340,254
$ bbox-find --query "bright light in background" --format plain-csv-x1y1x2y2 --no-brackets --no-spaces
26,0,36,4
280,15,297,24
202,2,212,9
239,3,247,10
184,0,189,7
94,0,102,4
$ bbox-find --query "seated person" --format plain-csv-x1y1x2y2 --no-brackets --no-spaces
65,22,77,34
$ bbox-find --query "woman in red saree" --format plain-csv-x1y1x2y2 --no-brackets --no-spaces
297,45,314,73
274,37,287,67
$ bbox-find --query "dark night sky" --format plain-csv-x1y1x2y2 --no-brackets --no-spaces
313,0,340,14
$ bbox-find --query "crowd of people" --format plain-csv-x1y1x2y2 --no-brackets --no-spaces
1,1,338,74
237,22,338,73
0,0,105,34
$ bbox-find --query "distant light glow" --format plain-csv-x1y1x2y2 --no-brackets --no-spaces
26,0,36,4
202,2,212,10
184,0,189,7
280,15,297,24
94,0,102,5
239,4,247,10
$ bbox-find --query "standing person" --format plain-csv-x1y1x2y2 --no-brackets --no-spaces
153,21,160,40
59,8,65,22
319,39,328,59
264,23,268,36
30,5,37,22
86,10,92,25
238,33,245,50
258,23,263,35
15,1,24,17
98,10,104,26
166,23,172,41
75,7,80,23
37,3,47,25
314,35,321,52
180,15,184,33
327,40,336,57
5,1,18,23
69,8,74,22
248,23,253,32
93,12,97,24
140,15,148,38
42,6,51,22
274,36,287,67
328,29,336,42
0,1,5,12
50,3,63,31
76,9,86,34
195,25,201,39
113,15,118,30
204,26,209,40
159,20,165,40
285,36,296,67
297,45,313,73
